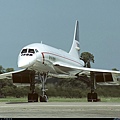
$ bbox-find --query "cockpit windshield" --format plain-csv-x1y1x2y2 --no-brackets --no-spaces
21,48,39,56
28,49,35,53
21,49,27,53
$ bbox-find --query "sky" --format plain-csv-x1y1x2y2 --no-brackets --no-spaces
0,0,120,71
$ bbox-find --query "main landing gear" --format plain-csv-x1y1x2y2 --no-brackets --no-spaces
28,72,48,102
87,72,100,102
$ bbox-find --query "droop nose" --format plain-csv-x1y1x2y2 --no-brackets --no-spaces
18,60,30,68
18,55,36,68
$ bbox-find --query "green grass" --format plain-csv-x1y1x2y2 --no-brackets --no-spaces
48,97,120,102
0,97,27,102
0,96,120,102
99,97,120,102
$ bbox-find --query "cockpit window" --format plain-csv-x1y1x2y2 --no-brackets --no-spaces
35,49,39,53
21,48,38,56
28,49,35,53
21,49,27,53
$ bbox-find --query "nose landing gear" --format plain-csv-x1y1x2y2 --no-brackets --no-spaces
27,71,48,102
39,73,48,102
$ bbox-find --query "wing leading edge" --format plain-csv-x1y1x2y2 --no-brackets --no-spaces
0,69,26,80
0,69,34,86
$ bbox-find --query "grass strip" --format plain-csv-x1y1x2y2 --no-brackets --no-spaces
0,96,120,102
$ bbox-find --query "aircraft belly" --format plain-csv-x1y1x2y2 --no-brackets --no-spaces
53,66,69,74
31,60,62,74
54,66,71,74
53,65,80,76
32,61,70,75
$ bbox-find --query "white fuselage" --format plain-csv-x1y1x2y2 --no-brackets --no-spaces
18,43,84,76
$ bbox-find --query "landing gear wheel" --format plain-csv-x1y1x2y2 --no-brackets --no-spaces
28,93,38,102
87,92,97,102
40,95,48,102
87,72,100,102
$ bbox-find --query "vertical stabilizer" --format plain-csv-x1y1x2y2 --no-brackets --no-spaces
69,20,80,59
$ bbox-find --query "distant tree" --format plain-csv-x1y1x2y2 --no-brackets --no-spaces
0,67,14,97
112,68,119,71
0,66,14,74
0,65,5,74
0,65,5,97
0,67,14,88
6,68,14,72
1,86,15,97
80,52,94,68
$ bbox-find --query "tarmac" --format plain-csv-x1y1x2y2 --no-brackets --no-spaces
0,102,120,118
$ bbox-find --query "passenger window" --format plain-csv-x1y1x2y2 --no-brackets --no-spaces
21,49,27,53
28,49,35,53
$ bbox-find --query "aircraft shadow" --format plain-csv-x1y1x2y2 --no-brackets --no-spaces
6,102,31,104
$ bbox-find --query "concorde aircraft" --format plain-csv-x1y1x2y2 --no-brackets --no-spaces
0,20,120,102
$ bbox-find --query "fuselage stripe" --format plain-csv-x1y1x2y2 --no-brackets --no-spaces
41,52,45,64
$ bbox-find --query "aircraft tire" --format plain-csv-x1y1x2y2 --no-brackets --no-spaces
28,93,38,102
87,93,92,102
92,93,97,102
40,95,48,102
87,93,98,102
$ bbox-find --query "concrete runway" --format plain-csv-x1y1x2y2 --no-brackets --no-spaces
0,102,120,118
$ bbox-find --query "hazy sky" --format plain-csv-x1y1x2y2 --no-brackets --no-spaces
0,0,120,70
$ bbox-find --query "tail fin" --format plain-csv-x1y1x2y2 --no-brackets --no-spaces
69,20,80,59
